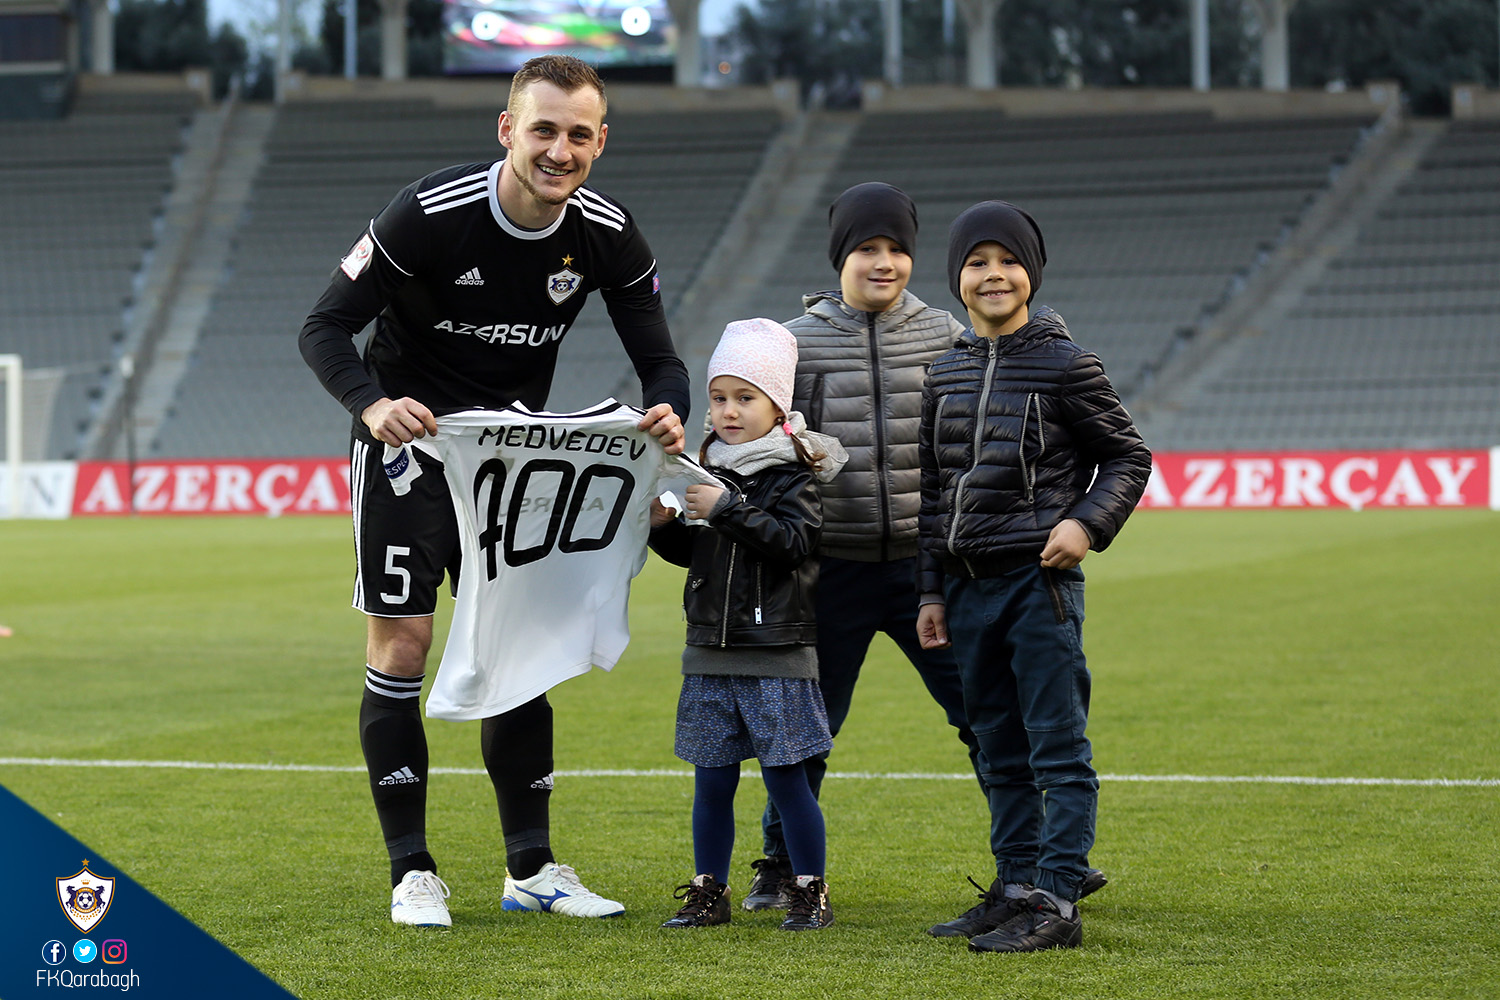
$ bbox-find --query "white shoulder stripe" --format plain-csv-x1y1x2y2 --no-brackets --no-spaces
573,186,627,223
422,189,490,215
420,179,488,208
568,197,625,232
368,221,413,276
417,170,490,202
604,259,656,291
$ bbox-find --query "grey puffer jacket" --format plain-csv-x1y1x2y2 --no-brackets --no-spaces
916,308,1151,593
785,289,966,562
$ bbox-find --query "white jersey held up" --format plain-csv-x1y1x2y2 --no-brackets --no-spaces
393,400,720,721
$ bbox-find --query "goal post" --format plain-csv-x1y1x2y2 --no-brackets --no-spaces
1,354,20,518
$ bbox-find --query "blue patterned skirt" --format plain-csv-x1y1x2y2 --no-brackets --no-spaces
674,674,833,768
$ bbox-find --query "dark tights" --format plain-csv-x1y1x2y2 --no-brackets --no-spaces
693,761,824,884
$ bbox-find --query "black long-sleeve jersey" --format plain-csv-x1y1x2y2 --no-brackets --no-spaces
299,159,691,443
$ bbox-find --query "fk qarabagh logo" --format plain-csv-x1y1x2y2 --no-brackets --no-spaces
546,267,583,305
57,862,115,933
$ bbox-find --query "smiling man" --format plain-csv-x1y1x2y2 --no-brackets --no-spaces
298,54,689,928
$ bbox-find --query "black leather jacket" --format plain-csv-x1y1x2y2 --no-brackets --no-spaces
917,308,1151,592
649,462,821,648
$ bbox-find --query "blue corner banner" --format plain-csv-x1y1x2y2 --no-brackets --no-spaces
0,783,298,999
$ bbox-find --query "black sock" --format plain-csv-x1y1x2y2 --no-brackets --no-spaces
360,666,430,884
391,852,438,887
480,694,555,879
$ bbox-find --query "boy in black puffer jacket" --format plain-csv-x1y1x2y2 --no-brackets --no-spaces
916,201,1151,954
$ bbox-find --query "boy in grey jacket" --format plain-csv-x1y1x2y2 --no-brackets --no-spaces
745,182,980,909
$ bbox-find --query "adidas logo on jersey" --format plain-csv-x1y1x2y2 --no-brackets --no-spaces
455,267,485,285
379,766,421,786
530,773,555,791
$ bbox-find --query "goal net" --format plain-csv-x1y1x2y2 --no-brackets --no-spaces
0,354,20,518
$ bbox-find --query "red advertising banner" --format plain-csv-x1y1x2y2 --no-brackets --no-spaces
1139,450,1492,510
72,459,351,516
56,449,1496,516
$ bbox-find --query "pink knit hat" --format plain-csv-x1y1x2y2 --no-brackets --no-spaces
706,318,798,420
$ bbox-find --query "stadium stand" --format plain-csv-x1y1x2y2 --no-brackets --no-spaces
150,100,782,458
0,89,199,459
29,78,1493,461
1141,118,1500,450
761,110,1380,404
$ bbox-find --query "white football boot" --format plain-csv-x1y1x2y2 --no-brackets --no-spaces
502,863,625,918
390,870,451,927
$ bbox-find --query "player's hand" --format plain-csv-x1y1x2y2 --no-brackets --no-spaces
684,483,724,520
639,403,685,455
362,397,437,446
1040,518,1090,570
917,604,950,649
649,497,677,528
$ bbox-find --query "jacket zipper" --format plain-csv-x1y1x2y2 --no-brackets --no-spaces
719,541,737,647
1020,391,1040,505
754,564,763,624
867,312,892,561
948,336,999,577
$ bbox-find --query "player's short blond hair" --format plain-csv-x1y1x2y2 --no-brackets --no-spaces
507,55,607,119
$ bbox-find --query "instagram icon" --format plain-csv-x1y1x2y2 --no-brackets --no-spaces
101,939,128,964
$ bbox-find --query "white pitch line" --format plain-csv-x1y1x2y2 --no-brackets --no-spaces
0,757,1495,787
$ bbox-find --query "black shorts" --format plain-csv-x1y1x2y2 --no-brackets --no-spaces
350,436,460,617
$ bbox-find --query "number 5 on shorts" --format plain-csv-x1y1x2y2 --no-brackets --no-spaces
381,545,412,604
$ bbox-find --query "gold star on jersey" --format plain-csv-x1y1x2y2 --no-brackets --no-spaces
547,256,584,305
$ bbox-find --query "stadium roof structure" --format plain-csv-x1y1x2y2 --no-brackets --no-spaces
46,0,1312,95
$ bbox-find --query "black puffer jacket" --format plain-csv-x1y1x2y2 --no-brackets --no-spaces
917,308,1151,592
649,463,821,648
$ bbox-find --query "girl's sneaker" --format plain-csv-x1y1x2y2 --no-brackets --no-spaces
661,874,731,928
778,875,833,931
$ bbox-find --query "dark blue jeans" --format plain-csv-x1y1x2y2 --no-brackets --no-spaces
762,555,981,858
944,563,1096,903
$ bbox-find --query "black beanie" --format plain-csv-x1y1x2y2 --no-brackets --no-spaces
946,200,1046,305
828,182,919,272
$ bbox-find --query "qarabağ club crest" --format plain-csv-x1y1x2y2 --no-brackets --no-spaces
546,265,583,305
57,862,115,933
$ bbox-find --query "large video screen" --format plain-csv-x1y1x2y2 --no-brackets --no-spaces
443,1,675,74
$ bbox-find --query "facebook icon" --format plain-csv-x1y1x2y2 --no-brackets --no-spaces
41,940,65,965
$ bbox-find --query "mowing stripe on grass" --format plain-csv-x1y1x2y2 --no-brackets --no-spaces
1,757,1495,787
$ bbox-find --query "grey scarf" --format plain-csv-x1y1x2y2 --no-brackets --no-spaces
705,411,848,483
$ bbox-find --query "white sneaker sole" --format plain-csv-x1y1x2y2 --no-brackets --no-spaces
502,887,623,918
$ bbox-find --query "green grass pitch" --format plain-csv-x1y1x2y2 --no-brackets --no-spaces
2,509,1498,999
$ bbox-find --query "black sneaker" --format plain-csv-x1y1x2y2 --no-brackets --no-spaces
742,856,792,911
1079,868,1108,900
927,876,1020,938
967,891,1082,953
660,874,731,928
778,876,833,931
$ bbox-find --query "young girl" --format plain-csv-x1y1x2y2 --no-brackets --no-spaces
648,318,847,931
